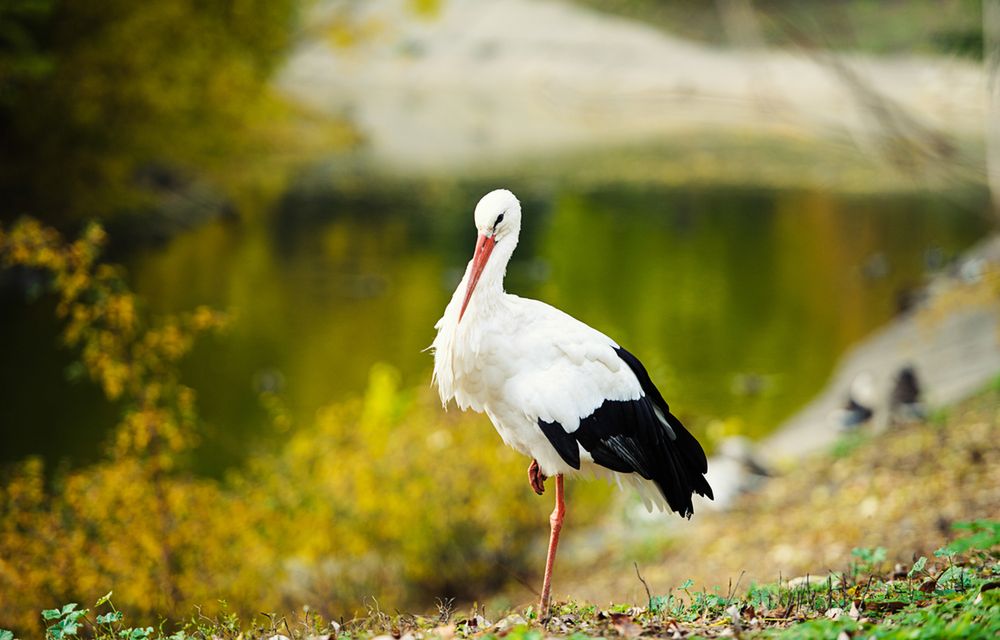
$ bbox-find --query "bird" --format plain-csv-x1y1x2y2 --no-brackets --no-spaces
889,365,925,425
431,189,713,614
706,436,773,511
829,371,876,431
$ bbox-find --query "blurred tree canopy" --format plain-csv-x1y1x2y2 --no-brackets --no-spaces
0,0,299,222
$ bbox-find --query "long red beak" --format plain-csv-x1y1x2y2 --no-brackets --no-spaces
459,233,495,322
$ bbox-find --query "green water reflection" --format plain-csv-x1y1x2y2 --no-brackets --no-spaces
1,182,990,471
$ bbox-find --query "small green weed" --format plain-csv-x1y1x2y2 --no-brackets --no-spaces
42,603,87,640
33,593,180,640
851,545,888,574
941,520,1000,555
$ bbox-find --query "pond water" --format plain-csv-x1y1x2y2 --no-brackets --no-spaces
0,179,991,472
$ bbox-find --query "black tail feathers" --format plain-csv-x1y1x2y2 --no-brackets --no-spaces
613,346,714,518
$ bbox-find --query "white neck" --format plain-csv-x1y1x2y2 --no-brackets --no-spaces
431,205,521,405
464,232,517,319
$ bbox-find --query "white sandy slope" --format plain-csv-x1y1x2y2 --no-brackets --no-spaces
277,0,986,172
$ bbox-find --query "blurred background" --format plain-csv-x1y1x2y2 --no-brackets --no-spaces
1,0,998,635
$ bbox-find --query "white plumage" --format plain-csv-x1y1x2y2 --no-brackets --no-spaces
430,188,712,611
437,294,641,476
431,189,711,510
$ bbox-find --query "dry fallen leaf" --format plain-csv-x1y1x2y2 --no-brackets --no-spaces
609,612,642,638
848,602,861,621
726,604,743,633
868,600,907,613
493,614,526,634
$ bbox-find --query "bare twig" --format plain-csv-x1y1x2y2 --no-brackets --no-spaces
435,597,455,624
508,570,541,598
860,575,875,610
634,562,653,608
726,571,747,608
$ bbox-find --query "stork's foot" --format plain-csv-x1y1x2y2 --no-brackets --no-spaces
528,459,547,496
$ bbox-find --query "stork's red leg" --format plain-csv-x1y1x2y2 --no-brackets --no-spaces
528,459,547,495
538,474,565,616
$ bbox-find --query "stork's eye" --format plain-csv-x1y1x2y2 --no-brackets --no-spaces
494,212,505,229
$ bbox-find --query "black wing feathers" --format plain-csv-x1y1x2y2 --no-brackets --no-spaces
537,419,581,470
537,346,714,518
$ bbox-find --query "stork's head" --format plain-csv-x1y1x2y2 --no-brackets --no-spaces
474,188,521,241
460,189,521,322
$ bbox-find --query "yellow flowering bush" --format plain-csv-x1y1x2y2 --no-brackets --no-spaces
0,218,247,632
0,218,227,463
0,219,611,635
0,457,278,632
243,364,555,615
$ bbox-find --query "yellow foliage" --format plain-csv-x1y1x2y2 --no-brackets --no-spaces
243,363,561,614
0,219,612,635
1,218,228,462
0,456,278,633
0,364,593,633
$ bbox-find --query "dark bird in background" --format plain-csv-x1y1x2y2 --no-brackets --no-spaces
889,365,926,424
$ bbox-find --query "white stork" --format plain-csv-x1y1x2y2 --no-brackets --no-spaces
431,189,713,614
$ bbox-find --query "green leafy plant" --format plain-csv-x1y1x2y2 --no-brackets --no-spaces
941,521,1000,555
42,603,87,639
908,556,928,578
851,546,887,574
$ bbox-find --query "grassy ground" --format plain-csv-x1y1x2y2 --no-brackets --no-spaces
16,525,1000,640
7,386,998,639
